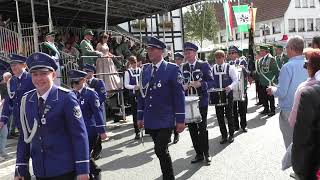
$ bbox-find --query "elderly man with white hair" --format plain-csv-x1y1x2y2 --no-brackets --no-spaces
267,35,308,149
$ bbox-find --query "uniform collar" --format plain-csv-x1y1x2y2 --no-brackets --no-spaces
37,84,53,102
152,59,163,69
16,69,26,79
88,77,94,84
188,59,197,67
78,84,86,94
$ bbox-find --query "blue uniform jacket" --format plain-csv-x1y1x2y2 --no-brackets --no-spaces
74,86,106,137
87,78,107,104
182,60,215,107
1,71,35,125
15,85,90,178
137,61,185,129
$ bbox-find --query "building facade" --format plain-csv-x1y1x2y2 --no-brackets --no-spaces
215,0,320,48
118,9,184,54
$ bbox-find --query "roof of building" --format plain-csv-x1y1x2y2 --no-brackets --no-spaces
214,0,291,30
0,0,201,27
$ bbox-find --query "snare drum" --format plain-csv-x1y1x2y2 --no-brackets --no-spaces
185,96,202,124
209,88,228,106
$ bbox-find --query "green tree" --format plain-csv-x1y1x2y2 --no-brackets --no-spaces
184,1,219,47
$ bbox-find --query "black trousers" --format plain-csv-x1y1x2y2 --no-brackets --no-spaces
129,95,139,134
255,79,263,103
261,85,275,112
36,171,76,180
188,107,209,156
233,94,248,129
215,94,234,139
89,135,101,178
148,128,174,180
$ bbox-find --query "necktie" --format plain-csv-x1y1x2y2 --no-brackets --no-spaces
38,97,45,117
190,65,194,72
76,91,81,99
218,65,222,72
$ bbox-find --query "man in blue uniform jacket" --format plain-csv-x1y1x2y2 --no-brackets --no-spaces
137,37,185,180
15,52,90,180
69,69,107,180
182,42,214,165
0,54,35,136
83,64,107,160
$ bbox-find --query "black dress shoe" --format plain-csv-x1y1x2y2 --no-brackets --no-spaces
242,128,248,133
234,126,240,131
260,109,269,115
268,111,275,116
134,133,140,140
173,134,179,144
228,135,234,143
255,102,263,105
220,138,228,144
204,153,211,166
191,154,204,164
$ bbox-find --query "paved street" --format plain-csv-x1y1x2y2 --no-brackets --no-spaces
0,84,293,180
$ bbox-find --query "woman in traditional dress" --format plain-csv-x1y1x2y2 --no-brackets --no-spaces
95,32,122,91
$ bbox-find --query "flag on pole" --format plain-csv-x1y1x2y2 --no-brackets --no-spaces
249,6,257,31
232,5,250,33
223,0,233,39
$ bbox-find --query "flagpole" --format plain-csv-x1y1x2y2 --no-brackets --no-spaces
238,0,243,50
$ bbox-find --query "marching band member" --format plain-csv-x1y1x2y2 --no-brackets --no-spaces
15,52,90,180
212,50,238,144
182,42,214,165
124,56,141,140
228,46,248,132
257,45,277,116
172,52,185,144
137,37,185,180
83,64,107,160
0,54,35,134
69,69,107,180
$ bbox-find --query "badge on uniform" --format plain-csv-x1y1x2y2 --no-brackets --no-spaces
73,105,82,119
157,81,162,88
81,100,84,105
177,73,184,84
95,99,100,107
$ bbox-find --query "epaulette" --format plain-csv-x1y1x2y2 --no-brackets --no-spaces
58,86,71,92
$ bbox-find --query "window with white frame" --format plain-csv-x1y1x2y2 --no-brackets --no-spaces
307,18,314,31
159,13,169,23
302,0,308,7
244,33,249,39
298,19,305,32
316,18,320,31
220,33,226,43
310,0,315,7
272,21,281,34
289,19,296,32
295,0,301,7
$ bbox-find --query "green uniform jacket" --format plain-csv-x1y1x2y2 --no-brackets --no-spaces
257,54,278,86
80,39,100,65
40,42,59,57
275,53,289,84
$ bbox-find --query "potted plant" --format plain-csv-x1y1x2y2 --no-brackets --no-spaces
158,20,174,29
131,20,147,29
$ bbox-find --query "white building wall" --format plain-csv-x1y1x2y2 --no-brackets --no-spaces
118,9,184,53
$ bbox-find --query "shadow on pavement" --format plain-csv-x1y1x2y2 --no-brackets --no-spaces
100,147,154,171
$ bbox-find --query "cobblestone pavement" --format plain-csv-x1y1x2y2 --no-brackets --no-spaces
0,85,293,180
